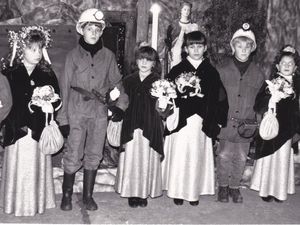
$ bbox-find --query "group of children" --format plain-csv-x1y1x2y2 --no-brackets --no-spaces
0,7,299,217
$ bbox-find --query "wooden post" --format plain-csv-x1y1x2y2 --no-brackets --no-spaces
136,0,150,43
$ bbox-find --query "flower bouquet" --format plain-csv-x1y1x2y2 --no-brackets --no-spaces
29,85,61,114
150,79,177,109
266,76,295,100
175,71,204,98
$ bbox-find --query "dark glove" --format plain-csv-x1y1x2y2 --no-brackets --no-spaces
109,106,124,122
59,124,70,138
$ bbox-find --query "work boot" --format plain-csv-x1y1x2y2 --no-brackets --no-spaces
60,172,76,211
229,188,243,203
82,169,98,211
217,186,229,203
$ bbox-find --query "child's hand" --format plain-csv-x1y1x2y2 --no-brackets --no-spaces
270,90,282,103
109,87,120,101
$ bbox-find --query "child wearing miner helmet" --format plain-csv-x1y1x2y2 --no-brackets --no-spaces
215,23,265,203
57,8,128,211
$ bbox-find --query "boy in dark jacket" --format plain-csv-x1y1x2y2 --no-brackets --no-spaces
216,23,265,203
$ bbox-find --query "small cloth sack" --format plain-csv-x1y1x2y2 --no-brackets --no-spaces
166,106,179,132
259,107,279,140
39,113,64,155
107,120,123,147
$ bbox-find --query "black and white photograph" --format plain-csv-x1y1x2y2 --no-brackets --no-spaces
0,0,299,224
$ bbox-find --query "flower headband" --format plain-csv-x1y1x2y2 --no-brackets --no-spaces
8,26,52,66
282,45,296,54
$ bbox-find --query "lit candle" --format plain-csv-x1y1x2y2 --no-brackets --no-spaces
150,3,161,51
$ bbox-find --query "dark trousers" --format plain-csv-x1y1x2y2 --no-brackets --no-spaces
63,116,107,174
216,140,250,188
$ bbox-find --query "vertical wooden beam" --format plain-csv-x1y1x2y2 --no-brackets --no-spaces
136,0,150,43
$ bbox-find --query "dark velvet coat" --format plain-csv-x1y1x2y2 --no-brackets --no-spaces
165,58,228,139
2,64,60,146
120,72,164,156
254,74,300,159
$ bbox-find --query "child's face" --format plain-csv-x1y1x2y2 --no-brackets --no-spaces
277,56,297,76
233,40,252,62
23,43,42,66
181,4,191,18
137,58,155,75
82,24,103,45
185,43,207,61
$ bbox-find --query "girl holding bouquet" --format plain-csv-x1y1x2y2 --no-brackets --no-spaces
115,45,166,208
0,26,60,216
162,31,228,205
250,45,300,202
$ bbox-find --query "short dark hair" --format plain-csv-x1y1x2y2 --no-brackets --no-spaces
183,31,207,47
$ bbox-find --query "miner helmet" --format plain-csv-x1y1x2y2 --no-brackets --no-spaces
230,23,257,54
76,8,106,35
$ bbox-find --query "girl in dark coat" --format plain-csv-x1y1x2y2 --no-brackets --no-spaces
0,26,59,216
115,46,164,208
162,31,228,206
250,45,300,202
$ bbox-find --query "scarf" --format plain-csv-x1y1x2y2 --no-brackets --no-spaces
79,36,103,57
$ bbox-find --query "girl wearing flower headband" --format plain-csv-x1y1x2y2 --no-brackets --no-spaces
250,45,300,202
0,26,60,216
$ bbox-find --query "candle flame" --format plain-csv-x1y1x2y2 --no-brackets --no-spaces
150,3,161,14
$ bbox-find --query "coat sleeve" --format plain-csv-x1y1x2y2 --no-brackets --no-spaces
107,53,129,111
202,70,228,139
254,81,270,115
56,52,74,126
0,74,12,123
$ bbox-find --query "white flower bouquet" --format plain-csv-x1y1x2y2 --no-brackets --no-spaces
150,79,177,109
29,85,61,113
266,76,294,100
175,71,204,98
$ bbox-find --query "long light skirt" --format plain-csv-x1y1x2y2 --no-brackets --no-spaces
0,130,56,216
162,114,215,202
250,139,295,201
115,129,162,199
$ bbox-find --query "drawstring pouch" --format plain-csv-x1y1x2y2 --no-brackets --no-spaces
259,103,279,140
28,85,63,154
39,112,64,155
107,120,123,147
166,98,179,132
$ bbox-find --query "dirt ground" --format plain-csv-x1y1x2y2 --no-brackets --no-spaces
0,186,300,224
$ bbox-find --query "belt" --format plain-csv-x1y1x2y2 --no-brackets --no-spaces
71,86,108,104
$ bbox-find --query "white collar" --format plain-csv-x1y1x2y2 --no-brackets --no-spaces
278,72,293,83
187,56,203,69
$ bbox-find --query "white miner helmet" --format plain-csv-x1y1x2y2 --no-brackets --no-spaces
76,8,106,35
230,23,257,54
